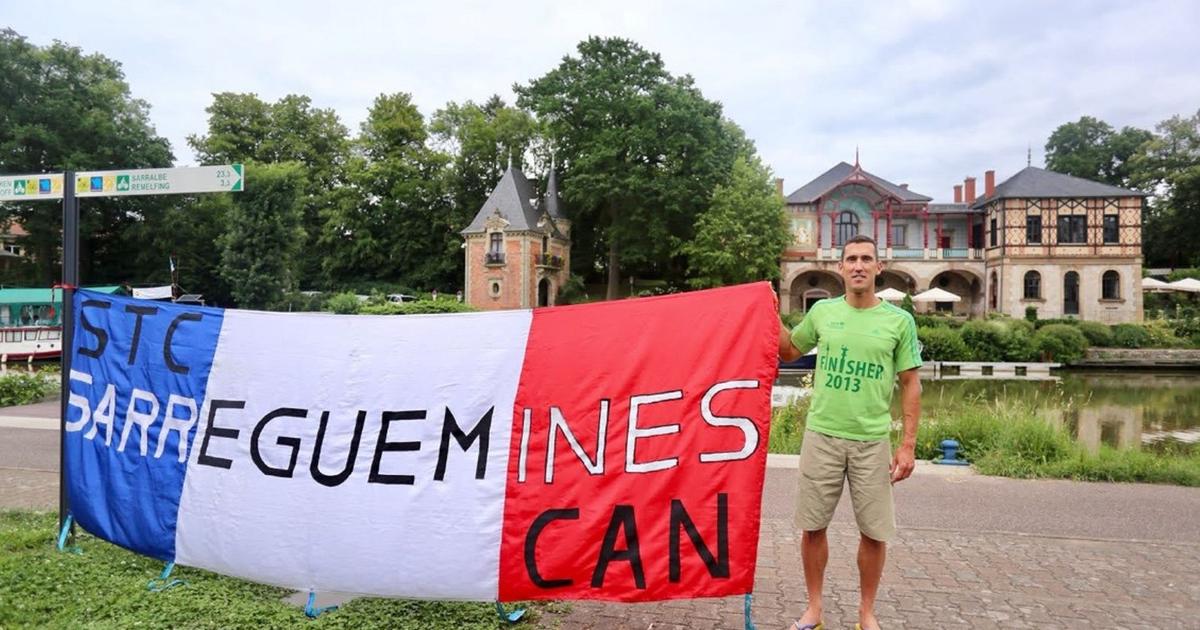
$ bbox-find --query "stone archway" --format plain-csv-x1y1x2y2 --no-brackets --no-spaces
929,269,984,317
875,269,917,294
789,270,844,313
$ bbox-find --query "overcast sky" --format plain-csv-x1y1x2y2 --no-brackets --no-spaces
7,0,1199,201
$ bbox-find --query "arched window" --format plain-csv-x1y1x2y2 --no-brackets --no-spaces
1023,270,1041,300
989,271,998,310
1064,271,1080,315
1102,270,1120,300
835,211,859,246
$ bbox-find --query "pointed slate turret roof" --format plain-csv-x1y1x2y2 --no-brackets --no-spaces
462,166,542,234
786,162,932,204
971,166,1147,209
543,166,564,220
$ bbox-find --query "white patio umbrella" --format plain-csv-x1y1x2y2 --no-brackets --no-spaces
912,287,962,303
1169,278,1200,293
1141,277,1173,293
875,287,907,301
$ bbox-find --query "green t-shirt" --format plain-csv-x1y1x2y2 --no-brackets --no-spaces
790,296,922,441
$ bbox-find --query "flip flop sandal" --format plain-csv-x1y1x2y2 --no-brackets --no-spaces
790,623,823,630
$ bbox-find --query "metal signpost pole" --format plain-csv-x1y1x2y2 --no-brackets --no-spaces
58,171,78,537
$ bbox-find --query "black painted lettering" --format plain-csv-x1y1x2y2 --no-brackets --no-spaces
251,407,307,478
525,508,579,589
79,299,111,359
197,399,245,469
434,406,492,481
310,410,366,487
591,505,645,589
163,312,202,374
368,410,424,485
668,493,729,582
124,304,158,365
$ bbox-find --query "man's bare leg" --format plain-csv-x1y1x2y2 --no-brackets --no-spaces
857,533,886,630
794,528,828,627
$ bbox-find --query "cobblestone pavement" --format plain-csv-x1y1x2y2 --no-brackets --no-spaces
543,521,1199,629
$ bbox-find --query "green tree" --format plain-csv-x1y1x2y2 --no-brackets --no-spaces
189,93,351,287
1131,110,1200,267
430,96,543,284
1044,116,1152,186
682,156,789,288
217,162,305,308
516,37,740,298
321,93,455,289
0,29,173,285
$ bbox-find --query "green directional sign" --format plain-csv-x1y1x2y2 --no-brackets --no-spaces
116,174,130,192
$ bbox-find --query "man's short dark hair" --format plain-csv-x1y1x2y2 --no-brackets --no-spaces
841,234,878,259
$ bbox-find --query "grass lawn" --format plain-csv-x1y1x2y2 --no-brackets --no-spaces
0,511,565,629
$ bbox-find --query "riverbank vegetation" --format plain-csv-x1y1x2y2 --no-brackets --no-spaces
0,369,58,407
769,395,1200,487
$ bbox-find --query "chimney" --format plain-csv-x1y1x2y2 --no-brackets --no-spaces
964,177,976,204
775,178,784,197
985,170,995,197
899,183,909,190
954,185,963,203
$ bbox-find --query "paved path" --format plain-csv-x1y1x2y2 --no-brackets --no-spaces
4,402,1199,628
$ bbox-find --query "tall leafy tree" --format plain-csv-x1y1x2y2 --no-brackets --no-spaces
430,96,542,291
0,29,173,285
217,162,304,308
1044,116,1152,187
516,37,740,298
682,156,790,288
189,93,351,287
1131,110,1200,267
321,93,454,289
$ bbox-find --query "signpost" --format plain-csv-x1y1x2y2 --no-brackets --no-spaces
0,164,242,201
0,164,244,538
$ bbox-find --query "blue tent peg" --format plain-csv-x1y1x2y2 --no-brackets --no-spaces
495,601,526,624
56,514,81,554
147,561,185,592
744,593,757,630
305,591,339,618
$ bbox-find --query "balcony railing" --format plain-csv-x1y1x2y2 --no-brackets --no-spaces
536,253,564,269
485,252,505,265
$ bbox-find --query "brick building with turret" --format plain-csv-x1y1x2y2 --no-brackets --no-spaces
461,166,570,309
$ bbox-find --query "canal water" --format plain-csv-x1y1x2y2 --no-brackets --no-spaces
776,370,1200,452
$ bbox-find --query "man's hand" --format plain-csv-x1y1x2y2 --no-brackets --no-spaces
779,325,801,362
890,444,915,484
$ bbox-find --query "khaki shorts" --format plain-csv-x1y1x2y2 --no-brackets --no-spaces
796,430,895,542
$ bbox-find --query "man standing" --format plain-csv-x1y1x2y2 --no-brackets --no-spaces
779,234,922,630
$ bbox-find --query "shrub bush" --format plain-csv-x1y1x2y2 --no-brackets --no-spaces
1078,321,1114,347
0,371,56,407
1141,320,1187,348
359,300,475,315
1001,322,1039,362
1034,318,1080,329
917,326,972,361
960,320,1006,361
324,292,362,314
1025,305,1038,323
914,314,962,329
1034,324,1089,363
1111,323,1148,348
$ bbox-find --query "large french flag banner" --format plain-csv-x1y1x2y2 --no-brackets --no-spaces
64,282,778,602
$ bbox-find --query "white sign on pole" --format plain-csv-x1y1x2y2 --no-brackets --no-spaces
0,173,64,202
0,165,243,201
76,164,243,197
